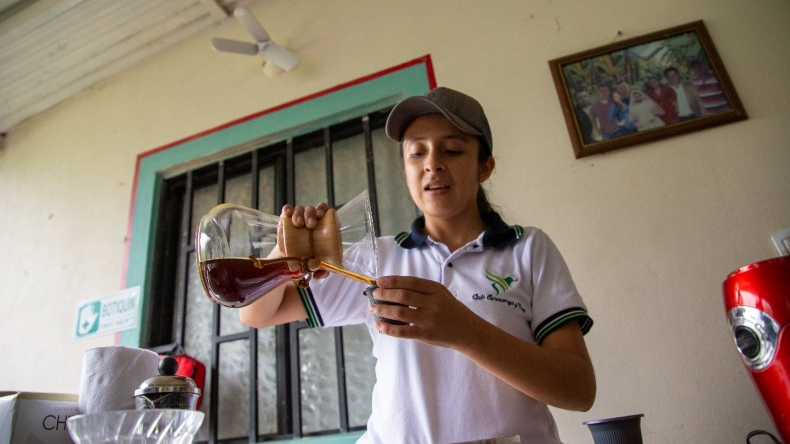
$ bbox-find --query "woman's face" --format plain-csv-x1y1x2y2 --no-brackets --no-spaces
401,114,493,223
633,92,644,103
612,91,622,103
649,78,660,89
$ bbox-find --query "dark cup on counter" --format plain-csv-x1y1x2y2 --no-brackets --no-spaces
365,285,407,325
583,414,645,444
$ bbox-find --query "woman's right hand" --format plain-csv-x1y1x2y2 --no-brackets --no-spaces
283,202,329,230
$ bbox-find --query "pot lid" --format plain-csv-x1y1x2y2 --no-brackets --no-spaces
134,356,201,396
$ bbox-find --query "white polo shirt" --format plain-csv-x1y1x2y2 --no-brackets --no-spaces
298,214,592,444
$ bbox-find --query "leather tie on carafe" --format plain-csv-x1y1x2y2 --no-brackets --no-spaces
248,225,316,288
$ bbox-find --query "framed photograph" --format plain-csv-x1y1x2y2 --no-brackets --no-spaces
549,21,747,159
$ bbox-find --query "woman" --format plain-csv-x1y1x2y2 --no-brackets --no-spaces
608,91,638,137
240,87,596,443
628,89,666,130
646,75,679,124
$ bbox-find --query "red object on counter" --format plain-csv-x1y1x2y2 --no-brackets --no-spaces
173,354,205,410
723,256,790,442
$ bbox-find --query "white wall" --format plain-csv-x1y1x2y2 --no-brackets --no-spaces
1,0,787,442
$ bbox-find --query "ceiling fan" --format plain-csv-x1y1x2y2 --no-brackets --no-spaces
211,7,300,75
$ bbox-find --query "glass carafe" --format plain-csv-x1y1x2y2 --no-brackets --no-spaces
195,190,377,308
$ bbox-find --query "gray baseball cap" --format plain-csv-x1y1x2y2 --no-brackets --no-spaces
385,87,493,153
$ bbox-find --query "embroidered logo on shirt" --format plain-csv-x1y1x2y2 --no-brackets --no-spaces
485,270,518,295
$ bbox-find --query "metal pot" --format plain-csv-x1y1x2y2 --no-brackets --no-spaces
134,356,201,410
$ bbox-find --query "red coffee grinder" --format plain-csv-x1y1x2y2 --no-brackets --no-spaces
723,256,790,442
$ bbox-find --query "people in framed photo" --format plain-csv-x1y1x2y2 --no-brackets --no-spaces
550,21,747,159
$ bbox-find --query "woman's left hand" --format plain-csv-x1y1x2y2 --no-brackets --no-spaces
371,276,596,411
369,275,482,350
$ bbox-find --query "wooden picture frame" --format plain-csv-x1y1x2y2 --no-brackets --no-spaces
549,20,747,159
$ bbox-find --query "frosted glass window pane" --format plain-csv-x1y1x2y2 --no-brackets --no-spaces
257,327,278,435
184,251,213,360
372,128,417,235
258,165,276,214
191,183,219,233
332,133,367,205
299,328,339,434
168,189,185,345
184,251,213,442
185,183,220,442
219,340,250,440
220,305,246,336
295,148,326,206
225,172,252,206
342,325,374,427
222,173,253,335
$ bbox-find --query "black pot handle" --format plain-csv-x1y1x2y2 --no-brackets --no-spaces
746,430,782,444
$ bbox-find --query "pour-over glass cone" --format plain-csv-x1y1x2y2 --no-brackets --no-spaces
195,190,378,308
334,190,378,281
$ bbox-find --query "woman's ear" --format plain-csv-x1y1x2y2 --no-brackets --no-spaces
478,156,495,183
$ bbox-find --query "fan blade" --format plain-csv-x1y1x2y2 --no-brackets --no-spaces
260,41,300,71
211,38,259,56
234,7,271,43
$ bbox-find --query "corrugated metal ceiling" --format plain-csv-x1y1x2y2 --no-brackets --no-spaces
0,0,253,132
